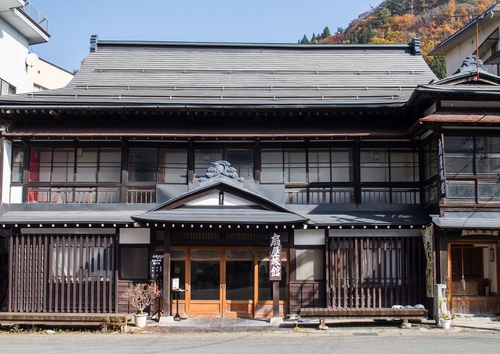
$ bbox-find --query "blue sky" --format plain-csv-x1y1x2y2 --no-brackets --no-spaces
31,0,382,72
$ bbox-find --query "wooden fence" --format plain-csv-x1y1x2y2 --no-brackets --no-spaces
328,235,425,308
8,234,117,313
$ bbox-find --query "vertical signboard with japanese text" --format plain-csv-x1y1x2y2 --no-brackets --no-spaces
438,135,446,198
421,224,434,298
269,233,282,281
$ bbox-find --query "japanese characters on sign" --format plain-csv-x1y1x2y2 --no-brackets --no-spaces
269,233,282,281
438,136,446,198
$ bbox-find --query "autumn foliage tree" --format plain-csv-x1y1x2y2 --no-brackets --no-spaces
299,0,498,78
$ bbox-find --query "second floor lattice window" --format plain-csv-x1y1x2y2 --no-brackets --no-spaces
29,147,121,183
444,136,500,203
128,148,187,183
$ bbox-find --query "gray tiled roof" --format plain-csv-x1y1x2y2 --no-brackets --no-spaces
0,39,437,109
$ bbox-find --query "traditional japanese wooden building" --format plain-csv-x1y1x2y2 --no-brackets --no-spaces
4,34,494,321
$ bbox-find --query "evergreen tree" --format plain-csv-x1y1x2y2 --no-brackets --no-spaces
300,35,310,44
428,56,446,79
359,26,377,43
321,26,331,39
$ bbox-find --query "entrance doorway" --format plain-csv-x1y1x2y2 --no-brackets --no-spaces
170,247,287,318
449,243,498,314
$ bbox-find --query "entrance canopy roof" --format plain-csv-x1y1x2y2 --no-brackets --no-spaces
433,212,500,229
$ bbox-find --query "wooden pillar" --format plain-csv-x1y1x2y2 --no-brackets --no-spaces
272,281,279,317
162,229,171,316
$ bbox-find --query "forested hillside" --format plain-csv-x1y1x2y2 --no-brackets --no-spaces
300,0,498,78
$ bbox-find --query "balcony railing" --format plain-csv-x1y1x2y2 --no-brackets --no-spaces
286,188,354,204
25,187,156,204
286,187,419,204
28,187,120,204
23,1,49,32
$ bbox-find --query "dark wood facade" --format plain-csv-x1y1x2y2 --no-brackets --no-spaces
0,36,498,323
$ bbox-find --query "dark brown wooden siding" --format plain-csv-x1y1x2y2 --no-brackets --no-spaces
8,233,117,313
289,281,327,314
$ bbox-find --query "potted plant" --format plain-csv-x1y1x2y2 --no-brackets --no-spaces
123,282,160,328
481,278,492,296
438,291,456,330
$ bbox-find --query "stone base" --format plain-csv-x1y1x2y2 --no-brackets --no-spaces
158,316,174,324
269,317,283,326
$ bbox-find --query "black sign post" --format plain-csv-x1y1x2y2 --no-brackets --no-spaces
269,233,282,319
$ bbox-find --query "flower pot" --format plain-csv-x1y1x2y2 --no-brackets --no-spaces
133,313,148,328
440,319,451,330
485,286,490,296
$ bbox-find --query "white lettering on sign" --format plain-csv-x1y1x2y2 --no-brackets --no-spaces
269,233,282,281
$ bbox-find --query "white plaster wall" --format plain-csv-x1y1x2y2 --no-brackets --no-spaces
294,229,325,245
27,59,74,91
483,245,497,292
119,228,150,244
186,192,253,206
0,17,29,93
445,21,500,77
2,139,13,203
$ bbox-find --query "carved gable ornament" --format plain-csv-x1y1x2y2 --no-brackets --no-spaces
199,160,245,185
455,55,487,74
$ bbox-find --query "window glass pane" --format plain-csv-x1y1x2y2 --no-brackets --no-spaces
258,261,287,300
120,247,149,279
424,141,438,181
76,148,98,182
226,261,254,300
29,148,52,182
476,137,500,175
444,136,473,176
171,260,186,299
11,146,24,182
295,249,324,280
390,150,419,182
261,149,283,183
159,149,187,183
190,261,220,300
190,249,220,259
284,149,306,183
226,249,254,259
128,148,158,181
52,148,75,182
226,149,254,181
171,249,186,259
308,149,330,182
195,149,223,178
331,148,352,182
446,180,475,202
478,181,500,202
360,149,389,182
99,148,121,182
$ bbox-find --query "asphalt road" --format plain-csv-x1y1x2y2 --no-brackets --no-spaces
1,331,499,354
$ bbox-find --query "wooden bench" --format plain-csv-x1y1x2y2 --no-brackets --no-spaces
0,313,132,332
299,307,428,329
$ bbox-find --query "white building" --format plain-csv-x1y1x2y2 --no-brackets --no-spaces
1,1,72,93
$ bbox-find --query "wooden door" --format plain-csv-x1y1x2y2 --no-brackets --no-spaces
188,248,256,317
223,249,255,318
189,249,223,316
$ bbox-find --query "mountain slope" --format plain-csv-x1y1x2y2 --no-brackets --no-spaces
300,0,498,78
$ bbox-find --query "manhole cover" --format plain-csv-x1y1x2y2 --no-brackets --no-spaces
352,332,378,336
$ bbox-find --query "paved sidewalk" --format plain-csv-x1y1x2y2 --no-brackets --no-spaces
130,314,500,335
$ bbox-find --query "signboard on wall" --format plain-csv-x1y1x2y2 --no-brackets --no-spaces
269,233,282,281
421,224,434,298
461,229,499,237
438,135,446,198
